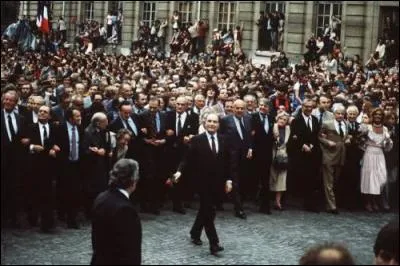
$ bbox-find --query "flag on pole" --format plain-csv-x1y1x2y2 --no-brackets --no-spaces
36,1,50,33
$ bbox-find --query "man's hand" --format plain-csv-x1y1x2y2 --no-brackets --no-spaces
33,145,45,153
173,171,182,183
302,144,311,153
225,180,233,194
166,129,175,136
21,138,30,145
52,145,61,152
328,141,337,148
49,149,57,158
141,128,148,135
97,148,106,156
183,136,191,144
246,149,253,159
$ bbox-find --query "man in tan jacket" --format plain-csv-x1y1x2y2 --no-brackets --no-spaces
319,104,351,214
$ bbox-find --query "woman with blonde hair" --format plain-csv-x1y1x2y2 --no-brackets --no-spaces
360,108,393,212
270,111,291,210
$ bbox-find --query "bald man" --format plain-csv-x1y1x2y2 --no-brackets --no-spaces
219,99,253,219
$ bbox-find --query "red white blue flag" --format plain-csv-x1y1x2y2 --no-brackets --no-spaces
36,1,50,33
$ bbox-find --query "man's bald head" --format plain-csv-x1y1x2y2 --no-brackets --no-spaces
233,99,246,118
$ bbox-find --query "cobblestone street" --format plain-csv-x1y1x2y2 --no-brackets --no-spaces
1,202,398,265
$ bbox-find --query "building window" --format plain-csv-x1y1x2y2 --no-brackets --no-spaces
316,2,342,39
142,2,156,27
178,2,193,28
109,1,123,13
84,1,94,21
264,2,285,14
217,1,236,31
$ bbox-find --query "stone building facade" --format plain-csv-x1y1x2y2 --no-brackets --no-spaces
19,1,399,62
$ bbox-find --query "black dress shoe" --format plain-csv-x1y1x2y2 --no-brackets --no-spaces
173,207,186,214
327,209,339,215
191,238,203,246
210,244,224,255
235,210,247,219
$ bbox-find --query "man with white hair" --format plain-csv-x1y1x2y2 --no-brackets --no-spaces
319,104,350,214
91,158,142,265
82,112,112,218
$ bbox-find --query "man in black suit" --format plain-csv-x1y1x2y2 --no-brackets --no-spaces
251,98,274,214
82,112,112,218
219,99,253,219
25,105,59,232
1,90,25,227
139,97,167,214
165,96,199,214
55,107,84,228
289,98,322,212
51,92,71,125
173,113,233,255
91,159,142,265
108,101,143,163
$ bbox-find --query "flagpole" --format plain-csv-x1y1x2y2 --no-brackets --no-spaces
62,1,65,18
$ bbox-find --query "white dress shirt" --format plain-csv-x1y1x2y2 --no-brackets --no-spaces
234,116,244,140
32,111,38,124
39,122,50,146
67,122,80,160
3,109,18,141
334,120,346,136
118,188,130,199
205,131,219,154
176,112,187,135
302,113,313,132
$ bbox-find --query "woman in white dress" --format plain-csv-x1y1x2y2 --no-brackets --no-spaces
360,108,393,212
270,112,290,210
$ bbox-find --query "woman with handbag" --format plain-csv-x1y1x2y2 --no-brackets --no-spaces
270,112,290,210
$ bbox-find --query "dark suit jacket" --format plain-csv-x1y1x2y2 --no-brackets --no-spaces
289,112,321,163
139,111,166,140
108,115,144,160
219,114,253,154
25,122,57,175
91,188,142,265
251,112,274,163
1,110,25,175
55,122,85,162
178,133,236,191
165,111,199,147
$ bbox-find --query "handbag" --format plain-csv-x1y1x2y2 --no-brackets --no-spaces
273,146,288,170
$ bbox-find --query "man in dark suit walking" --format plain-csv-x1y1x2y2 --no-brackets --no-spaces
91,158,142,265
219,99,253,219
289,98,322,212
165,96,199,214
1,90,25,227
251,98,274,214
173,113,234,255
55,107,84,228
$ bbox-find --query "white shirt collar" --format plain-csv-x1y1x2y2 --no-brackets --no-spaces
205,131,217,140
118,188,130,199
302,112,311,121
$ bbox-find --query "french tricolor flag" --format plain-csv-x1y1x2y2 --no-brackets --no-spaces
36,1,50,34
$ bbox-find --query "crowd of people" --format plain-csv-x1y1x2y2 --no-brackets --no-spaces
1,15,399,240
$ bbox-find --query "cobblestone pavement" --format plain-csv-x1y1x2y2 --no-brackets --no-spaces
1,202,398,265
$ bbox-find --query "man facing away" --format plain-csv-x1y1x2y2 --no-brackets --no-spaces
91,158,142,265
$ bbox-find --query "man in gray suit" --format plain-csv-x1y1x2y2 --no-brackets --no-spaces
312,94,335,125
319,104,351,214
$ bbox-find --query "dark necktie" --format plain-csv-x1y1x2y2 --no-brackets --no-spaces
8,114,16,141
71,126,77,161
307,117,312,132
338,121,344,137
177,113,182,136
43,125,48,147
151,113,157,137
239,118,246,140
319,111,324,125
211,135,217,155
